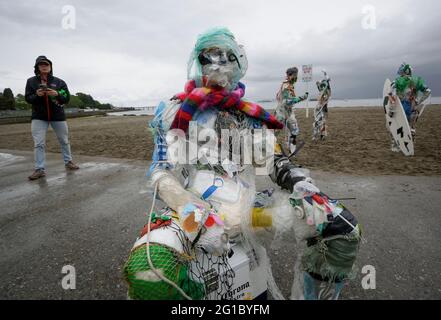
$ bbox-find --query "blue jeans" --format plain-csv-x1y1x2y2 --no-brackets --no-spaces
31,120,73,170
303,272,345,300
401,100,412,121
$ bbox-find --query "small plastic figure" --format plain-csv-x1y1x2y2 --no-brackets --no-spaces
389,63,431,151
312,71,331,141
275,67,309,153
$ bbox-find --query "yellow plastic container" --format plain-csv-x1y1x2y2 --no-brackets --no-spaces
251,207,273,228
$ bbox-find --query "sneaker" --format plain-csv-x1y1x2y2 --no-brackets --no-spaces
65,161,80,170
28,169,46,180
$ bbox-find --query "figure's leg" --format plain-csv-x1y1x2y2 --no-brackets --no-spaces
409,110,419,141
385,116,400,152
50,121,73,164
322,107,328,139
312,108,320,141
319,114,325,140
390,135,400,152
287,112,299,153
274,107,285,123
274,108,288,148
290,246,306,300
303,272,345,300
401,100,413,123
31,119,49,170
400,100,418,143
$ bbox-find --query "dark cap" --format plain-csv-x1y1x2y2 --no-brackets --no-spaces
34,55,53,75
286,67,298,76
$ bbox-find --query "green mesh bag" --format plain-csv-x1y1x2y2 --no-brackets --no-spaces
123,243,205,300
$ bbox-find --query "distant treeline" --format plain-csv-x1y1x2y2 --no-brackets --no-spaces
0,88,115,110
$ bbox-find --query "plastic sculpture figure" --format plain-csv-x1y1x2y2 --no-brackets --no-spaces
275,67,309,153
389,63,431,151
312,71,331,141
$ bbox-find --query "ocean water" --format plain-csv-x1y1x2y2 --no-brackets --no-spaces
108,97,441,116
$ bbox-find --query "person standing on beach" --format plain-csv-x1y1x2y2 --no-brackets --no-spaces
389,63,431,151
274,67,309,153
25,55,79,180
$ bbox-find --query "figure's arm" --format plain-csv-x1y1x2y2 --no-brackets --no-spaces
281,84,308,106
388,81,399,117
269,141,312,193
25,79,40,104
326,80,331,96
151,168,210,215
321,83,331,102
268,142,360,243
418,88,431,105
316,81,321,92
56,80,70,105
148,101,210,215
390,80,398,97
149,136,211,216
416,78,431,105
148,100,180,175
270,152,311,193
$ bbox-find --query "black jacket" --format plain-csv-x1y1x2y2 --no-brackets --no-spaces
25,74,70,121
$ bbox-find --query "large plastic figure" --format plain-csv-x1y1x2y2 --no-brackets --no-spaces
123,27,361,300
275,67,309,153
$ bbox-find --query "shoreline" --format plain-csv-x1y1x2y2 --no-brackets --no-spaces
0,105,440,176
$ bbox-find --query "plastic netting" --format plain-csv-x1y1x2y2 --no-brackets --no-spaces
124,217,235,300
124,242,204,300
190,251,235,300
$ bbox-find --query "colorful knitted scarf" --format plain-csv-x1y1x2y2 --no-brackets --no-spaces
170,80,284,132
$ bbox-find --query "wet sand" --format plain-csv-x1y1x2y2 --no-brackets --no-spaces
0,106,440,175
1,149,440,299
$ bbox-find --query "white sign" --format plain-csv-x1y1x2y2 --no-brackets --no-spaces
302,64,313,82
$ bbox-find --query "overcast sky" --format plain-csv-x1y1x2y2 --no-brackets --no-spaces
1,0,440,107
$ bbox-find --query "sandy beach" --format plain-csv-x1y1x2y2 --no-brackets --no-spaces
0,105,440,175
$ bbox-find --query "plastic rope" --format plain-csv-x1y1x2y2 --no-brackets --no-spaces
145,182,193,300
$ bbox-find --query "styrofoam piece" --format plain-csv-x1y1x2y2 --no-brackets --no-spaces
133,227,184,254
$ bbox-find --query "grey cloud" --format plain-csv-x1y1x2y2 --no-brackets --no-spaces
245,3,441,100
0,0,440,106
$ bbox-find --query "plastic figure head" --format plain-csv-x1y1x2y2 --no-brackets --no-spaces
317,79,328,91
187,27,248,91
286,67,298,84
398,63,412,77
